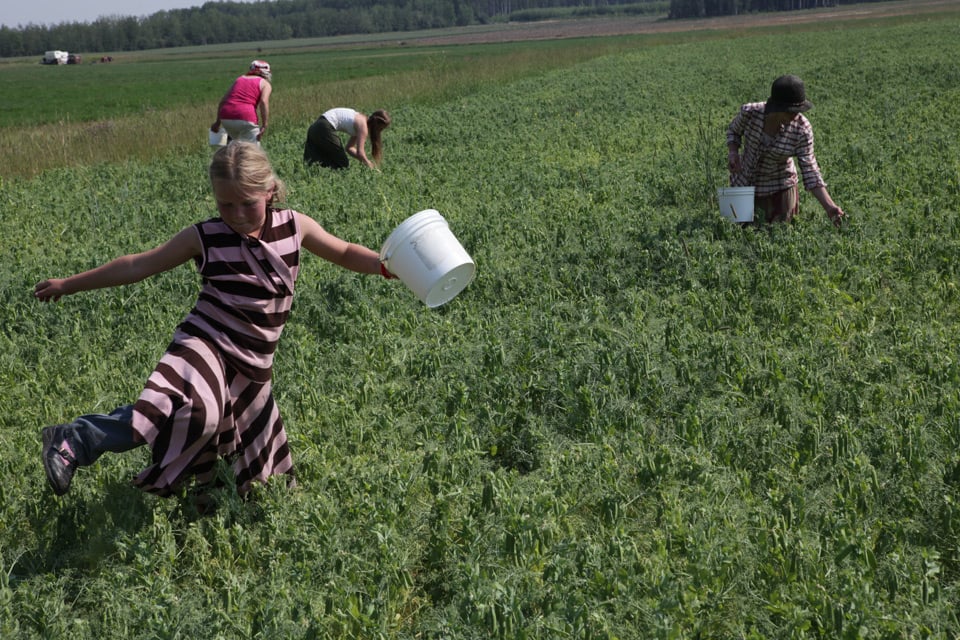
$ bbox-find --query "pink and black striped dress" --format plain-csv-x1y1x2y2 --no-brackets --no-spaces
131,208,301,496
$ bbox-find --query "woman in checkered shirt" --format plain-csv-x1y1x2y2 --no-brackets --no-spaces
727,75,844,227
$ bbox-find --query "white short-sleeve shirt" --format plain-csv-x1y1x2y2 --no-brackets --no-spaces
322,108,358,135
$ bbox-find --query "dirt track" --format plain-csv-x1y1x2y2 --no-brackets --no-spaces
398,0,959,46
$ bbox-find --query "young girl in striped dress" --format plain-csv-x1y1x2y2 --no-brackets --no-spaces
35,141,395,501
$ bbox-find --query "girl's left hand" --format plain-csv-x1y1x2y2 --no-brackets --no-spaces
34,278,67,302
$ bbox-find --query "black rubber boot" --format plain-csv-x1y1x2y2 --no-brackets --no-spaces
41,405,142,495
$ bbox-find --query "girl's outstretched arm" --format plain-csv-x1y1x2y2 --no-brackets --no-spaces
297,213,382,275
35,226,202,302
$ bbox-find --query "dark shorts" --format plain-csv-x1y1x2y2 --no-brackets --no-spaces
303,116,349,169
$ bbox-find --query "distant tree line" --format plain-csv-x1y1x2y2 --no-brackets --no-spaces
0,0,663,57
668,0,890,19
0,0,888,58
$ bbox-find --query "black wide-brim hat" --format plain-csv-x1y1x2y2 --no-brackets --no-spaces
764,74,813,114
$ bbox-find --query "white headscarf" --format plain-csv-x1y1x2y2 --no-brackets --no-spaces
249,60,272,82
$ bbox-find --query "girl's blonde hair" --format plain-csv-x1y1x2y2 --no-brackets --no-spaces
367,109,391,166
209,141,287,205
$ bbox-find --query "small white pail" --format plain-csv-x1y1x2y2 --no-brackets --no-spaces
717,186,755,222
208,128,228,148
380,209,476,308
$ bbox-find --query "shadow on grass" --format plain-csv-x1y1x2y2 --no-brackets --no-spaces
19,479,154,579
20,460,264,573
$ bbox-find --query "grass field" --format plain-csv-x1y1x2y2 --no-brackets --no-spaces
2,6,960,639
0,35,653,179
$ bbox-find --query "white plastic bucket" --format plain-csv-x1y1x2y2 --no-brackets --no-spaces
208,128,228,148
380,209,476,308
717,186,755,222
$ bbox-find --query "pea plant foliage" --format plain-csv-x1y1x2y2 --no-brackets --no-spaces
1,14,959,640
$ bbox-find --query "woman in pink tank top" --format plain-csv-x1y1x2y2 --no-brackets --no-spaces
211,60,273,144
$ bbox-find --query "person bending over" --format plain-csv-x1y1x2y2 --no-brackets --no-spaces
304,108,391,169
211,60,273,144
726,74,844,226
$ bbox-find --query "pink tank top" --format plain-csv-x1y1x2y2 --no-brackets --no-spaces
219,75,263,123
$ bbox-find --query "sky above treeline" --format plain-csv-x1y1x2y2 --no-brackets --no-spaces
0,0,261,28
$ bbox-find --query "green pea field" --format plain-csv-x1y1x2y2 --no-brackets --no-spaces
2,5,960,638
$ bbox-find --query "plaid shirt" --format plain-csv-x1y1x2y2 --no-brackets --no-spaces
726,102,826,196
